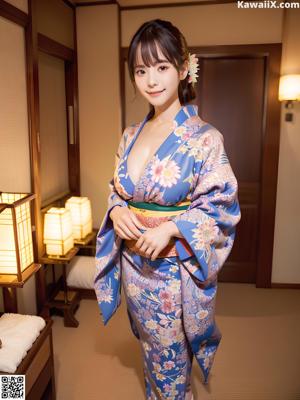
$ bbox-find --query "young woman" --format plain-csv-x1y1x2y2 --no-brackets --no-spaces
95,19,241,400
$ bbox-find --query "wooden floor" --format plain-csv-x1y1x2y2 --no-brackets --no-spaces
51,283,300,400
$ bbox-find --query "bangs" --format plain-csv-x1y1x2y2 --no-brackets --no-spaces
134,35,176,70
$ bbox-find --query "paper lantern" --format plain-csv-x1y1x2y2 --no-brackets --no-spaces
43,207,74,256
65,196,92,240
0,192,35,277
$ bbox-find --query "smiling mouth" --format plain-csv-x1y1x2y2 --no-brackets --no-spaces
147,89,165,94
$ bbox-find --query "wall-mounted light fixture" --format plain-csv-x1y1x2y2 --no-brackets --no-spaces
278,74,300,122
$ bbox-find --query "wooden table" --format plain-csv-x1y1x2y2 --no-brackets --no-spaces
40,247,80,328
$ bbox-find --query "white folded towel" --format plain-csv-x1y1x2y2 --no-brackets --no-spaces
0,313,46,373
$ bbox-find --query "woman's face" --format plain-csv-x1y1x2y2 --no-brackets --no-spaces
133,42,188,107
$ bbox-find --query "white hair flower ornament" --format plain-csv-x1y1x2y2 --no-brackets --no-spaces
187,53,199,85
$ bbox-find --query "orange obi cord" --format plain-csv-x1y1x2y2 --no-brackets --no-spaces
124,200,193,258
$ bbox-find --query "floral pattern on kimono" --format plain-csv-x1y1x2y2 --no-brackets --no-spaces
94,104,241,385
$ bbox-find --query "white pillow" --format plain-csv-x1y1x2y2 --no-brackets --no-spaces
66,256,95,289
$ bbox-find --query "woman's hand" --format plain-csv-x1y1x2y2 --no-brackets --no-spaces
110,206,145,240
135,222,177,261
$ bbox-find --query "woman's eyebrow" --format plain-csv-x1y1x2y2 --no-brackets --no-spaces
135,59,169,69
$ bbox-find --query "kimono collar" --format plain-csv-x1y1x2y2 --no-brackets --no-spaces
121,103,202,194
144,103,199,129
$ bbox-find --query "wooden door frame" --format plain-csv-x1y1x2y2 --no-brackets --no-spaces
120,43,282,288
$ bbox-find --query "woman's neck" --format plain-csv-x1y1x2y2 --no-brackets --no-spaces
152,98,182,124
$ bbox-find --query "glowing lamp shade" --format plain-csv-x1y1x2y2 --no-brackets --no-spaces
279,74,300,101
65,196,92,240
0,192,34,276
43,207,74,256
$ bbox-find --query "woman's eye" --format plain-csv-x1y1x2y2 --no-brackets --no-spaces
135,65,168,76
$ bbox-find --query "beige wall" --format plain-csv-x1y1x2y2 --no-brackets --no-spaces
76,4,121,228
272,9,300,284
121,3,283,47
0,17,31,192
36,0,74,49
38,52,69,204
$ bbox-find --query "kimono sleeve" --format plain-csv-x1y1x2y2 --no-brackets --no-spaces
170,129,241,283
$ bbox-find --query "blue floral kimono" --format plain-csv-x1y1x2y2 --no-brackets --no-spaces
94,104,241,398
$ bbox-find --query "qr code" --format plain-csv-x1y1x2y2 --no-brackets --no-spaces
0,375,25,399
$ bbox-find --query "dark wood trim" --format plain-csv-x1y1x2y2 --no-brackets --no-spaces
120,0,236,10
120,48,128,132
117,2,125,130
0,0,28,26
0,192,35,207
27,357,55,400
65,3,81,196
188,43,281,57
271,283,300,289
67,287,96,299
2,287,18,312
38,33,74,61
26,0,47,316
76,0,117,6
0,263,42,288
11,208,22,281
70,5,81,194
40,247,79,264
74,0,236,8
257,44,282,288
63,0,76,9
26,0,42,258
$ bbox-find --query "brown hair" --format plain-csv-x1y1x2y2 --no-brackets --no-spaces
127,19,196,116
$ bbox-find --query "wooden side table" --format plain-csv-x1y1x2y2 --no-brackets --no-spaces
40,247,80,328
